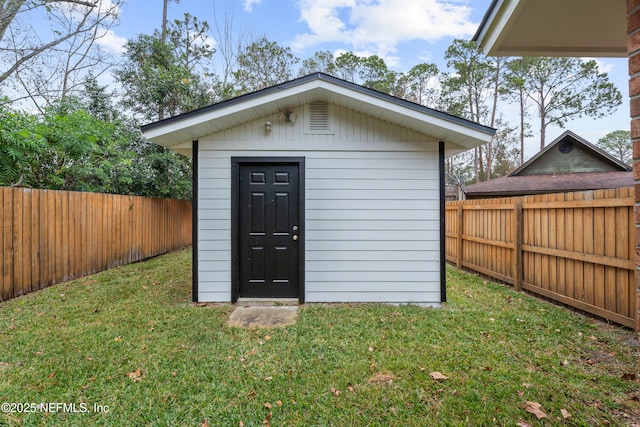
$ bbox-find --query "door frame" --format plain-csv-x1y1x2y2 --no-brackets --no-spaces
230,157,305,303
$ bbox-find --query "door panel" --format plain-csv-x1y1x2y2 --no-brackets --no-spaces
238,163,300,298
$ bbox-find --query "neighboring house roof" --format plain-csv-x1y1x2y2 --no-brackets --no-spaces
511,130,631,175
141,72,495,158
464,172,633,198
465,130,632,198
473,0,626,57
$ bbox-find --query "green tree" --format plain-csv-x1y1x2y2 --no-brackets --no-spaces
333,52,362,83
0,101,44,186
394,63,441,108
504,59,532,166
489,120,520,178
299,50,336,76
329,51,396,93
0,83,192,199
78,77,192,199
443,39,506,181
517,57,622,150
233,36,299,94
115,14,214,122
597,130,631,165
358,55,395,93
168,12,214,75
32,97,132,192
116,34,186,121
0,96,130,192
82,74,116,121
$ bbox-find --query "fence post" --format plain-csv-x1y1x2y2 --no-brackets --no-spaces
513,201,523,291
456,204,463,269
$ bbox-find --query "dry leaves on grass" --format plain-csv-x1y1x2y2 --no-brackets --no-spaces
368,372,397,386
263,411,272,424
126,367,143,382
429,372,448,381
524,401,547,419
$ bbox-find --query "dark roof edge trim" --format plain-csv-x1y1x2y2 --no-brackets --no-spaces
472,0,501,43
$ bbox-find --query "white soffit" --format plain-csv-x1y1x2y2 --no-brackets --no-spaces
475,0,627,57
141,74,495,154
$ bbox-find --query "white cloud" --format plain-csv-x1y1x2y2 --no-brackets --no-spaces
244,0,262,12
96,29,127,53
292,0,477,58
582,58,614,74
52,0,120,21
95,0,121,20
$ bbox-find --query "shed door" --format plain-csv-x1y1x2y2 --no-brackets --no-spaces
237,162,301,298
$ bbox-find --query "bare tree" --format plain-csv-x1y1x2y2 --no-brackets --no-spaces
210,5,248,101
1,0,122,107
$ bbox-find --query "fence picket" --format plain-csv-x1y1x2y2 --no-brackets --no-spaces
0,187,191,301
447,187,636,329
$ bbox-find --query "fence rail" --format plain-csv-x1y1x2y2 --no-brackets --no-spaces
1,187,192,301
446,187,636,329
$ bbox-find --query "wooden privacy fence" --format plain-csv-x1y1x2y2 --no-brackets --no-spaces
1,187,192,301
446,187,636,329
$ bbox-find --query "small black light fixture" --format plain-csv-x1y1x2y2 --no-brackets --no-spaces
283,110,297,122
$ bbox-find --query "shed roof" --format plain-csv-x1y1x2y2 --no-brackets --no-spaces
473,0,626,57
141,73,495,158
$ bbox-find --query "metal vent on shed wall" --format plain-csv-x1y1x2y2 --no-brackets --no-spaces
305,102,332,134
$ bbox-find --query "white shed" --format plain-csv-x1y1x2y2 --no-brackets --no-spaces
141,73,494,305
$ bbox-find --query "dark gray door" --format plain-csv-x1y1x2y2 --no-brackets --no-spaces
238,163,300,298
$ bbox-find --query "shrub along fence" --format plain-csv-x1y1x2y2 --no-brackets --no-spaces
1,187,192,301
446,187,636,329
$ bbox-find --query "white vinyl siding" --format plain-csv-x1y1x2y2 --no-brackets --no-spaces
197,104,442,305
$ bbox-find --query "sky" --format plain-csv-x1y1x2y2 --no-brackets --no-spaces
98,0,630,160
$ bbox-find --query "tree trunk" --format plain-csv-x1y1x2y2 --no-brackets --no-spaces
538,88,546,150
520,90,525,165
162,0,169,43
540,114,545,150
474,147,479,183
478,145,485,182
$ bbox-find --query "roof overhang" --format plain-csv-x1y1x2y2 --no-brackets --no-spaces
141,73,495,158
473,0,627,57
465,171,633,198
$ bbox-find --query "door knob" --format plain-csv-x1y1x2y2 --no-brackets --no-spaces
293,235,298,241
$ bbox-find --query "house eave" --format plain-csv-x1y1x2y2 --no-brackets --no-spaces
473,0,627,57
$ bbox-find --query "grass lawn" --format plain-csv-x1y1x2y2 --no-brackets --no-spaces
1,248,638,426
